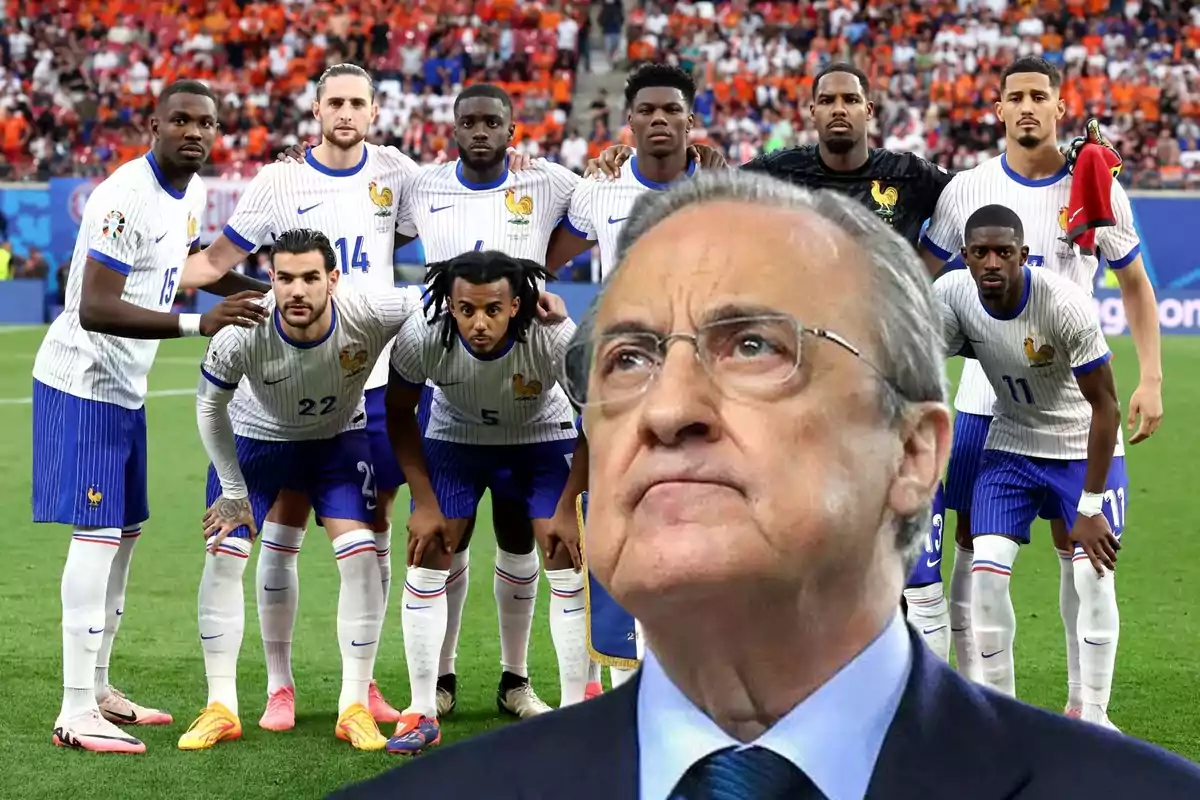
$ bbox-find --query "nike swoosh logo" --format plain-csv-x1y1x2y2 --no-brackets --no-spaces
351,640,377,647
264,376,289,385
514,594,537,601
105,709,137,723
116,609,123,616
1070,208,1083,223
608,216,628,224
564,607,585,614
200,633,224,640
88,627,104,634
1083,638,1110,646
922,625,947,635
406,604,431,610
436,381,463,388
154,232,168,243
430,204,453,213
297,203,322,215
966,337,984,344
926,558,942,568
263,586,288,592
981,649,1004,658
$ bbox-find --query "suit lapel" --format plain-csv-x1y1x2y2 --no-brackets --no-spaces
521,674,641,799
867,628,1031,800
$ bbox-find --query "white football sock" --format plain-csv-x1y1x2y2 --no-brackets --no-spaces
970,535,1021,698
94,527,139,700
494,549,538,678
256,522,305,695
950,543,981,682
587,660,602,684
199,537,252,715
439,550,471,677
332,531,384,714
374,526,392,683
610,666,637,688
61,531,121,719
1073,552,1119,724
402,566,449,717
904,582,950,661
1058,548,1083,710
546,569,589,706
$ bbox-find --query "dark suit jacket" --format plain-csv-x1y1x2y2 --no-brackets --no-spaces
331,628,1200,799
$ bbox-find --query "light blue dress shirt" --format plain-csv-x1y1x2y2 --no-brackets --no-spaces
636,612,912,800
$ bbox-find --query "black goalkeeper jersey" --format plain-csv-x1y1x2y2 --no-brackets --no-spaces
741,145,953,248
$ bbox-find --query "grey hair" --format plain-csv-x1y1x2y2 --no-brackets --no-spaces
567,169,947,567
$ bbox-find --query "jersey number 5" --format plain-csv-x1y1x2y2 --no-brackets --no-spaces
335,236,370,274
481,408,500,425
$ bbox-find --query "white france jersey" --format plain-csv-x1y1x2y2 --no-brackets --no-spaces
564,155,698,280
221,143,420,392
398,159,578,265
202,285,424,441
33,153,206,410
921,153,1141,417
389,313,577,446
935,267,1123,461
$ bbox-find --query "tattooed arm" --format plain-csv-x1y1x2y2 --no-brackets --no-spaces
195,373,257,551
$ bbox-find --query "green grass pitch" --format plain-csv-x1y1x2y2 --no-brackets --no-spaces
0,329,1197,798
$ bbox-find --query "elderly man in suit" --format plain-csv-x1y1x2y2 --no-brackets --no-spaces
332,170,1200,799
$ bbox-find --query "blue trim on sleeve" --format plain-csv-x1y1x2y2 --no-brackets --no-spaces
1107,243,1141,270
562,218,595,241
201,366,239,391
223,225,256,253
87,248,132,276
920,235,952,262
1072,352,1112,377
190,237,201,249
389,366,426,391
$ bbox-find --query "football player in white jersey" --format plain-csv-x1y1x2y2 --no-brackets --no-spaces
31,80,270,754
395,83,580,719
181,229,428,751
383,250,583,755
934,205,1124,729
920,57,1162,698
181,63,417,727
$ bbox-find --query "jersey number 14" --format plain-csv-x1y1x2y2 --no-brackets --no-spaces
335,236,370,274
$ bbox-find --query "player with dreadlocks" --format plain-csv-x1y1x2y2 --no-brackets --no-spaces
382,249,587,755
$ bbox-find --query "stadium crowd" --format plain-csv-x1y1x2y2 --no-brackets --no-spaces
2,1,1199,187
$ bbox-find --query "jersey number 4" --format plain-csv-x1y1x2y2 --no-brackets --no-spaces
335,236,370,274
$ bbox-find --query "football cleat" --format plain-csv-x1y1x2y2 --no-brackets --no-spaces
178,702,242,751
584,681,604,701
259,686,296,732
497,678,552,719
335,702,387,751
386,712,441,755
368,681,401,724
53,709,146,754
99,686,172,726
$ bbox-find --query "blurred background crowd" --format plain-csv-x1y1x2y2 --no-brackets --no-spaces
1,0,1197,188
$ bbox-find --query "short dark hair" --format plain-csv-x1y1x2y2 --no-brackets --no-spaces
156,80,217,114
270,228,338,273
964,204,1025,244
454,83,513,116
1000,57,1061,93
624,63,696,108
317,63,375,100
812,62,870,99
424,250,552,351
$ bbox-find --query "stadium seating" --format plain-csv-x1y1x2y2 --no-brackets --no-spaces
620,0,1200,188
2,0,589,180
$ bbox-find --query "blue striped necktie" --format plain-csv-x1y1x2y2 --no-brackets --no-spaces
670,745,825,800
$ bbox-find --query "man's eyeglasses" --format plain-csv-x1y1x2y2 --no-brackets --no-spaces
563,313,886,409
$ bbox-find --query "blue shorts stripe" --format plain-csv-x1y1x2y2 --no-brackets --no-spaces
32,381,149,529
945,412,992,512
364,386,406,493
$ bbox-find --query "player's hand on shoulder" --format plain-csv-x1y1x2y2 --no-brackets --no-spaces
687,143,727,170
277,141,311,164
406,504,451,567
506,148,539,172
584,144,634,180
200,290,268,336
1070,512,1120,576
204,495,257,553
536,290,568,323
